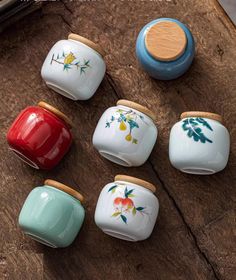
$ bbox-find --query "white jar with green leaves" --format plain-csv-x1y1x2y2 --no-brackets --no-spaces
169,111,230,175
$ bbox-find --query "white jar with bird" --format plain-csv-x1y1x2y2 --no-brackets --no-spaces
92,100,158,167
41,33,106,100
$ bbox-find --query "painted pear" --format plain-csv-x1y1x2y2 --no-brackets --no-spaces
125,133,132,141
119,121,127,131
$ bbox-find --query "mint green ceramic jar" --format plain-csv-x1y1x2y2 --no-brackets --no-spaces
19,179,85,248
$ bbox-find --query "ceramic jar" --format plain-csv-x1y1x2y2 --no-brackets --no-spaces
7,101,72,170
19,180,85,248
92,100,157,166
169,112,230,174
136,18,195,80
95,175,159,241
41,33,106,100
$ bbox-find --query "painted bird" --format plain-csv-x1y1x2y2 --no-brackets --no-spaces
64,52,76,65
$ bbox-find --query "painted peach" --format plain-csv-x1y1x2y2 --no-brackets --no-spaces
114,197,123,205
122,198,134,209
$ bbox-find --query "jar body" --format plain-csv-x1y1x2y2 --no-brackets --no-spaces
94,181,159,241
92,105,158,166
136,18,195,80
169,117,230,174
41,39,106,100
7,106,72,170
19,186,85,248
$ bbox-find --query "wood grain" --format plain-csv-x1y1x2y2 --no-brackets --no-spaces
180,111,223,123
145,21,187,61
0,1,235,279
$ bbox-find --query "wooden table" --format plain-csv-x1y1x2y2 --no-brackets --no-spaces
0,1,235,279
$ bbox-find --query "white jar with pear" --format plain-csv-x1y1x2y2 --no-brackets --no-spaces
92,100,158,167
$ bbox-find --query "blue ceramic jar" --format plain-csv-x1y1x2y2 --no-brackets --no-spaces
19,179,85,248
136,18,195,80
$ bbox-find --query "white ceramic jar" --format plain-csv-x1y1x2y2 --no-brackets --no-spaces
169,111,230,175
92,100,158,166
95,175,159,241
41,33,106,100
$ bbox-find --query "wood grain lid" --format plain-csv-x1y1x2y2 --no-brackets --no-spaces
115,175,156,193
44,179,84,203
180,111,222,123
68,33,105,57
38,101,73,128
117,99,156,121
145,21,187,61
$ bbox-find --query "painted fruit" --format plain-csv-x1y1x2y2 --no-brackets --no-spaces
114,197,123,205
114,197,134,210
125,133,132,141
122,198,134,209
119,121,127,131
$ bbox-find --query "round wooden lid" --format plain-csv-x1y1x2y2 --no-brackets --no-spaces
114,175,156,193
145,21,187,61
116,99,156,121
68,33,105,57
180,111,222,123
38,101,73,128
44,179,84,203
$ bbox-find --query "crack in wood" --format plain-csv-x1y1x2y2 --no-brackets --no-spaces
59,14,72,29
105,73,123,99
42,0,72,29
60,0,73,14
148,160,221,280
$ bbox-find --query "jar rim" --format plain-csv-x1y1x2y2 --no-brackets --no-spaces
68,33,105,57
114,175,156,193
180,111,222,123
145,20,187,62
44,179,84,203
116,99,156,121
38,101,73,128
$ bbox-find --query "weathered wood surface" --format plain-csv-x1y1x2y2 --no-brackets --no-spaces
0,1,235,279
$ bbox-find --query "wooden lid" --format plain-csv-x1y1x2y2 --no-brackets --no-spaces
38,101,73,128
44,179,84,203
180,111,222,123
145,21,187,61
68,33,105,57
114,175,156,193
116,99,156,121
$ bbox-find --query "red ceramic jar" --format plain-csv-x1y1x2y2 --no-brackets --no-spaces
7,101,73,170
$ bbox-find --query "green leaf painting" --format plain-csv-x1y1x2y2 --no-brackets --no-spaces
108,185,118,193
50,51,91,75
110,185,148,224
124,187,134,198
136,207,145,211
132,207,136,216
105,109,147,144
112,212,121,217
120,215,127,224
182,118,213,143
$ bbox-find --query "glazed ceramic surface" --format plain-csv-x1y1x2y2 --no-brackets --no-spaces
7,105,72,170
41,38,106,100
94,180,159,241
19,185,85,248
169,117,230,174
136,18,195,80
92,104,157,166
